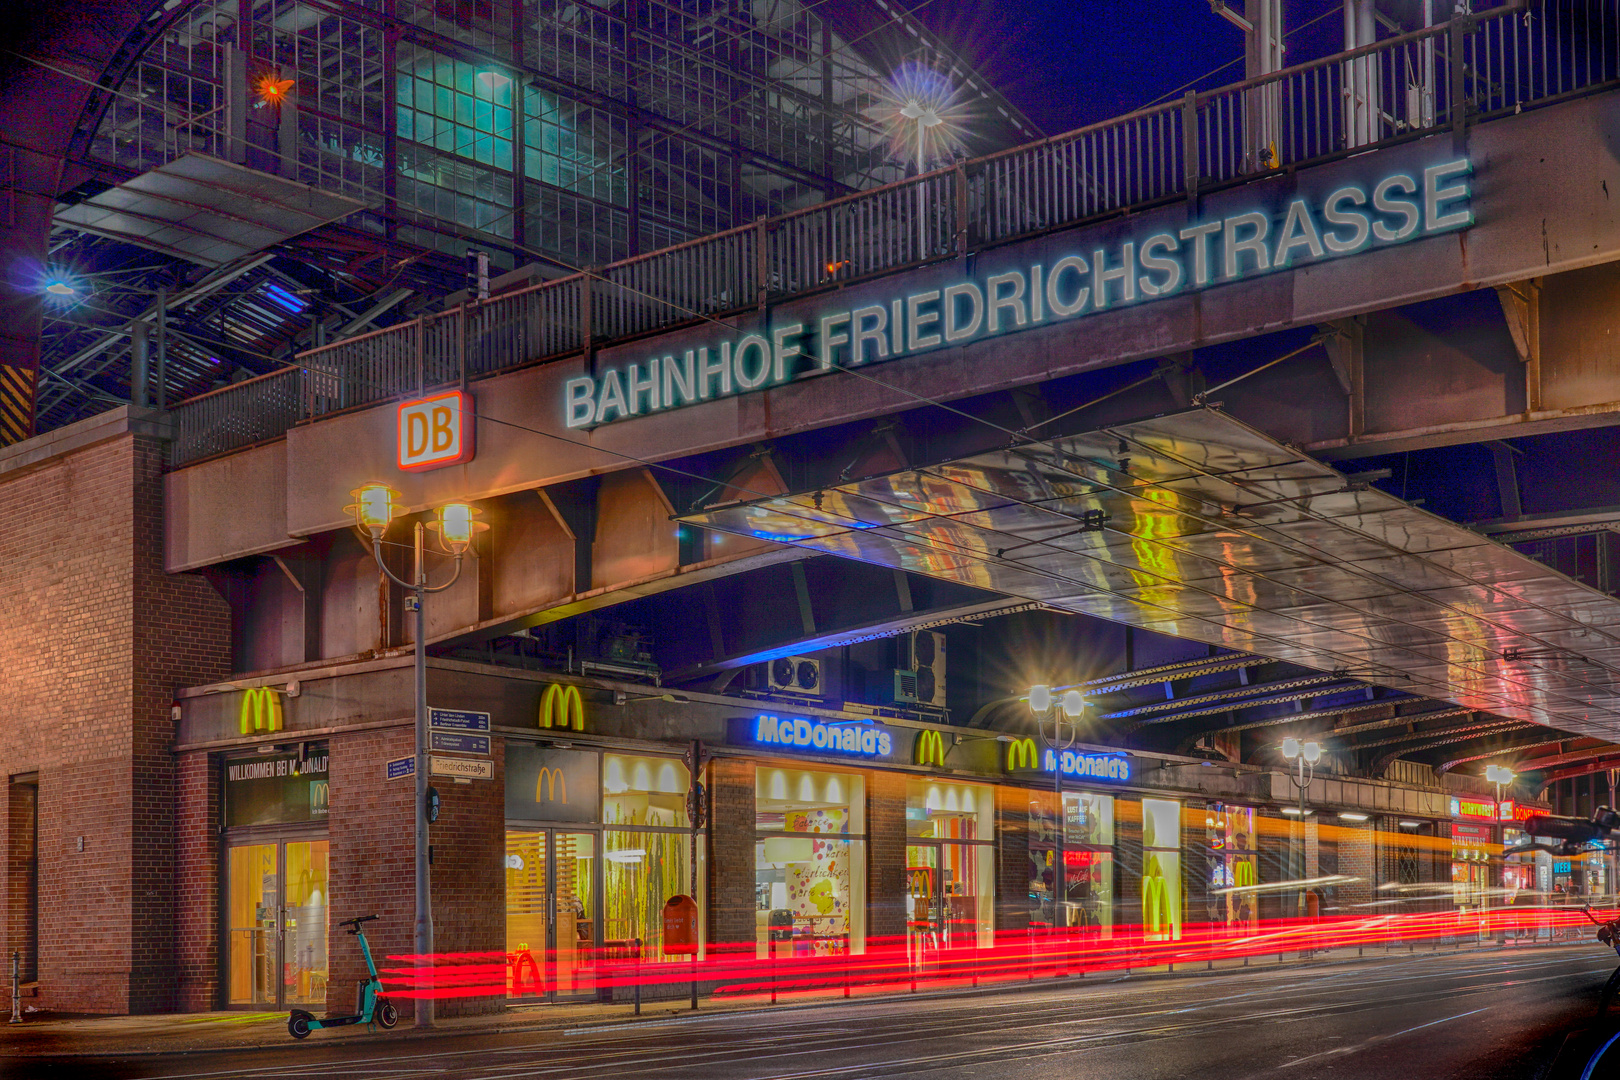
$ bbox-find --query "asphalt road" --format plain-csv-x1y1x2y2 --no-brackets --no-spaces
7,947,1620,1080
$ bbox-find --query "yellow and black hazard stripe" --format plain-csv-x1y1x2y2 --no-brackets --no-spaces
0,362,36,446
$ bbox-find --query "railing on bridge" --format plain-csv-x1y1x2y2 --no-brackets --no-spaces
170,0,1618,467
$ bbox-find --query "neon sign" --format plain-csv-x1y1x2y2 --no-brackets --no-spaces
564,160,1474,428
1450,795,1498,821
754,714,892,757
1042,748,1131,782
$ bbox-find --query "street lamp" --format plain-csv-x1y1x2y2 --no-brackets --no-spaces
1485,764,1516,806
1028,684,1085,936
346,483,485,1027
1280,738,1321,925
899,97,942,259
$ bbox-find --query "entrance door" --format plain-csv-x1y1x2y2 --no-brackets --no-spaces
905,843,942,970
226,838,329,1008
505,829,597,1000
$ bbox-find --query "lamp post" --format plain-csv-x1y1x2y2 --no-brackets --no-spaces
1485,765,1515,927
898,97,942,258
1028,685,1085,940
1280,737,1321,927
347,484,485,1028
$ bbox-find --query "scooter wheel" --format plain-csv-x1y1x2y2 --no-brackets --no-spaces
376,1000,399,1029
288,1015,312,1040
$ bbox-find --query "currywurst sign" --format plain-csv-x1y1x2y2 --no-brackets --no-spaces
564,159,1473,429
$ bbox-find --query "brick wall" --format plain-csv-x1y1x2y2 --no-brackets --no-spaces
173,753,219,1011
866,771,906,942
326,725,505,1020
4,781,38,981
707,758,754,947
0,424,230,1014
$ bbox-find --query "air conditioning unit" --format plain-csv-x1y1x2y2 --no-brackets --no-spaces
894,630,946,708
767,655,822,696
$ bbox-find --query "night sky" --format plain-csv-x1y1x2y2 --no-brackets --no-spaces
909,0,1363,136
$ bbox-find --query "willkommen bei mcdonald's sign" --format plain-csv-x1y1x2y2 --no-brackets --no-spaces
240,687,285,736
397,390,475,472
539,684,585,731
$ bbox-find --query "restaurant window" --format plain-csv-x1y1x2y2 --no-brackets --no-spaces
1205,803,1257,929
1028,789,1115,936
755,766,866,957
602,753,704,960
1141,798,1182,941
906,780,994,949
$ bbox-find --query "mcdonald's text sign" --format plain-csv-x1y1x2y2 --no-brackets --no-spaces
397,390,475,472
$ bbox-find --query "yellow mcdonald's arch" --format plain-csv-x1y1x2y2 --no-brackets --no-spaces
239,687,284,736
1006,737,1038,771
539,684,584,731
535,766,567,804
915,729,947,767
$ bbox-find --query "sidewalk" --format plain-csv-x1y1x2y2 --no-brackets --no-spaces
0,937,1587,1058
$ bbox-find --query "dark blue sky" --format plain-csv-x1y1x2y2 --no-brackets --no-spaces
911,0,1354,135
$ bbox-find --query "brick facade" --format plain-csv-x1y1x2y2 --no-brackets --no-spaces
0,421,231,1014
173,753,219,1010
707,758,755,947
866,771,906,942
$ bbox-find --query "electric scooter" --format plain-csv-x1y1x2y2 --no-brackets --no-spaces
288,914,399,1039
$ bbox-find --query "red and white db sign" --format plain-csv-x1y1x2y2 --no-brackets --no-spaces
397,390,475,472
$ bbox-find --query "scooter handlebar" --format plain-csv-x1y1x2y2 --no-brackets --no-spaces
338,914,379,930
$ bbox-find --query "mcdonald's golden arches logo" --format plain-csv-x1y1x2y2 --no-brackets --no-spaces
915,729,947,767
1006,737,1039,771
539,684,585,731
239,687,284,736
535,766,567,804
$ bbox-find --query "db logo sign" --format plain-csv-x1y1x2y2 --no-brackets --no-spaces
397,390,475,472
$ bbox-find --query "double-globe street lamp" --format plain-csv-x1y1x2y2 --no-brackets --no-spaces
1027,684,1086,935
347,483,486,1028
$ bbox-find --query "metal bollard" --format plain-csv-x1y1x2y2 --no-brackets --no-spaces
10,950,20,1024
634,938,642,1017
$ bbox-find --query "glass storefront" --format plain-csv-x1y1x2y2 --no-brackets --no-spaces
504,746,704,1000
225,839,328,1007
905,780,994,952
1451,823,1491,909
1027,789,1115,935
222,745,329,1009
1141,798,1182,941
755,766,867,957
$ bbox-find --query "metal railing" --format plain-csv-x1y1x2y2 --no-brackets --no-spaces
170,0,1616,467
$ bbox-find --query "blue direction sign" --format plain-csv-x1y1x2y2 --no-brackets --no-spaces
431,731,491,755
429,708,491,733
386,756,416,781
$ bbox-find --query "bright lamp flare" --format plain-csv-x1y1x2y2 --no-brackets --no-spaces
1303,740,1322,764
1027,684,1051,714
876,62,971,169
1060,689,1085,718
346,483,400,537
1282,737,1300,759
431,502,486,555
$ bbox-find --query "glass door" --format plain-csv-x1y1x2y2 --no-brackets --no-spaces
905,843,942,970
227,838,329,1008
506,829,597,1001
